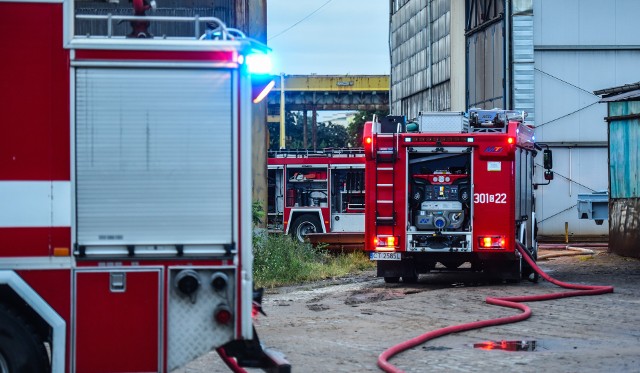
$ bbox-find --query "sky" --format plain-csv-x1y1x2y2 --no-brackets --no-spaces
266,0,391,75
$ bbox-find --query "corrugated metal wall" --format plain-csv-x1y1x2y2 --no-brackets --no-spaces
512,2,534,121
607,99,640,257
390,0,452,118
465,0,505,110
608,101,640,199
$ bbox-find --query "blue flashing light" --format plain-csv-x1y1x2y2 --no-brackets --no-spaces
246,52,273,75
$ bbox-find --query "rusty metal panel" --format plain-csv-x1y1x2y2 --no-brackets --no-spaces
609,116,640,199
609,198,640,258
275,75,390,92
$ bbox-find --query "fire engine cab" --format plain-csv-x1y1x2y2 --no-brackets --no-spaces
0,1,286,372
364,110,553,283
268,149,365,247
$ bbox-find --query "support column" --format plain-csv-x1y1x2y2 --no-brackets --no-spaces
303,108,308,149
312,108,317,151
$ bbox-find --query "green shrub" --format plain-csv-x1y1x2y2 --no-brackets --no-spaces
252,233,374,288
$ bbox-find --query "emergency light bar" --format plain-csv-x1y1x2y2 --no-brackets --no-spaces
246,51,273,75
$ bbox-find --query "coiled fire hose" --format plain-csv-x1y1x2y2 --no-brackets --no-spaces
377,242,614,373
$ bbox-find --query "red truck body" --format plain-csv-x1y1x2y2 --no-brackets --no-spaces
364,111,541,282
0,2,285,372
268,149,366,247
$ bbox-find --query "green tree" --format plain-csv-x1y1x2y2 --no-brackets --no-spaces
316,121,349,148
268,112,351,150
347,109,389,147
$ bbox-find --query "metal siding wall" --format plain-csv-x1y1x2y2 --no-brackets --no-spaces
536,147,609,236
512,15,534,120
390,0,451,118
533,0,640,236
534,0,640,47
609,116,640,199
533,51,638,143
466,22,504,109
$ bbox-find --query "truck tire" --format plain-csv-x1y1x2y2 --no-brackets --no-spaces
0,305,49,373
402,275,418,284
290,214,322,243
384,277,400,284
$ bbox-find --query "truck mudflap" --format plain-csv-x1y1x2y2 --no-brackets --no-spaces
219,326,291,373
219,289,290,372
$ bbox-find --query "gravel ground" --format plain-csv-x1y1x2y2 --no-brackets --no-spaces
174,248,640,373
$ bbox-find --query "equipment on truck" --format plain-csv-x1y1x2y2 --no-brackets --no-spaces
268,149,366,247
364,110,553,283
0,2,285,372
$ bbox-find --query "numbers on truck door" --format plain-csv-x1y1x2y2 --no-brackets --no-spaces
474,193,507,204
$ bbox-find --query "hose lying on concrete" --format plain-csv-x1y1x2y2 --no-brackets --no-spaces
377,242,614,373
537,243,607,260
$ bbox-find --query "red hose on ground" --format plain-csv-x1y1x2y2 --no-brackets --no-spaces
216,347,248,373
377,243,614,373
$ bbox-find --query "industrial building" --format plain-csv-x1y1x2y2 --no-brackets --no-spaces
389,0,640,238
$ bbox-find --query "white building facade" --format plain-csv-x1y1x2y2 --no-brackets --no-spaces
389,0,640,238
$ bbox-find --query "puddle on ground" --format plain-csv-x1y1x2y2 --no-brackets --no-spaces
473,340,537,352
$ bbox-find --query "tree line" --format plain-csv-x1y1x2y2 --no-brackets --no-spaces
267,109,389,150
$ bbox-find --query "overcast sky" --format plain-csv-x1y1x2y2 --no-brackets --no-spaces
266,0,390,75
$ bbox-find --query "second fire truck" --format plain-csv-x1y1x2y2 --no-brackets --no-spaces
364,110,553,283
268,149,366,246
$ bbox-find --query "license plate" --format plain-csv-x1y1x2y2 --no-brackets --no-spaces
370,252,401,261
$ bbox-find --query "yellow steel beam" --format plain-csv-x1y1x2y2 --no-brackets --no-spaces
273,75,389,92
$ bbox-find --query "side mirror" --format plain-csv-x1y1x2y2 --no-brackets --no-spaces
544,170,554,181
543,149,553,170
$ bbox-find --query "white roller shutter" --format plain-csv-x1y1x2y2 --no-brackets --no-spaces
75,68,234,247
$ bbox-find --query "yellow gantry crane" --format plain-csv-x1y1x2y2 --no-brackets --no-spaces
268,75,390,149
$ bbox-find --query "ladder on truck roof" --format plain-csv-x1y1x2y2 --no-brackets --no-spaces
373,115,404,237
374,139,396,226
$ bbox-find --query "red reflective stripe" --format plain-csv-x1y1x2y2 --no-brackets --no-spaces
0,227,71,257
75,49,238,63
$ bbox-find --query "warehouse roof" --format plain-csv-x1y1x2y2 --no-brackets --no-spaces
594,82,640,102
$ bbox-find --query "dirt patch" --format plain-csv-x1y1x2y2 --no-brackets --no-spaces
174,249,640,373
344,288,406,305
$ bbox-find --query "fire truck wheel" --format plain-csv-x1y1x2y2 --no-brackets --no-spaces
384,277,400,284
0,305,49,373
402,275,418,284
291,214,322,242
522,246,539,283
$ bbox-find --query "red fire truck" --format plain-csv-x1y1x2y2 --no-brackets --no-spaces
364,110,553,283
0,1,287,372
268,149,366,246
